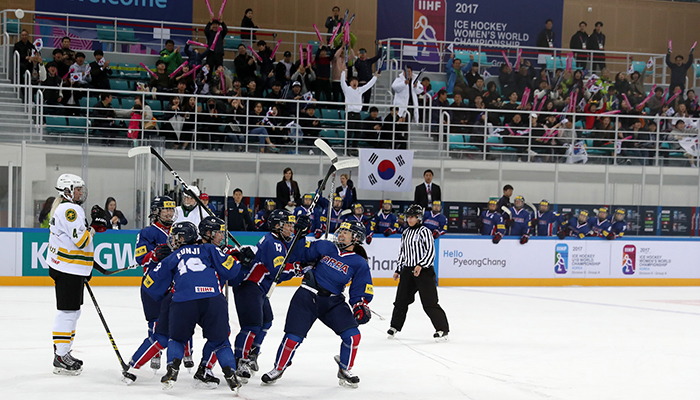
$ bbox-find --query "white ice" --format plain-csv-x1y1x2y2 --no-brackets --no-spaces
1,286,698,400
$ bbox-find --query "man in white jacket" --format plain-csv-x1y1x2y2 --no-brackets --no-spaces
341,68,379,153
392,66,424,125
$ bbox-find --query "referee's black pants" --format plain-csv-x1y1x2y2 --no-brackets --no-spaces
390,267,449,333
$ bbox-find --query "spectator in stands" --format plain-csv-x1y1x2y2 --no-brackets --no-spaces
629,71,646,105
173,64,194,91
92,93,118,145
246,79,263,99
332,46,352,103
647,87,665,116
483,81,501,108
290,62,316,94
340,68,378,151
199,97,226,150
467,95,489,151
588,22,606,72
514,61,536,98
325,6,344,36
248,102,280,153
335,173,356,210
315,46,337,102
199,193,215,214
392,66,423,125
70,52,90,85
51,49,68,79
353,47,383,108
499,63,516,98
89,50,112,90
275,51,294,85
230,78,244,97
284,81,305,116
241,9,258,47
276,167,302,211
161,96,184,147
233,44,256,85
685,90,698,116
666,46,694,93
298,104,321,153
501,91,521,125
591,115,615,153
228,188,254,231
450,93,469,133
446,53,473,98
60,36,76,67
148,60,171,93
583,100,605,130
14,29,36,84
256,40,275,90
613,72,631,101
224,97,246,149
363,106,383,147
570,21,589,63
181,96,199,148
536,19,556,51
669,86,685,112
265,80,285,110
183,41,210,68
418,77,433,109
209,65,232,96
135,96,156,133
42,62,65,114
104,197,127,229
39,196,55,228
159,40,183,75
430,89,450,137
503,113,529,160
381,107,408,149
205,18,228,71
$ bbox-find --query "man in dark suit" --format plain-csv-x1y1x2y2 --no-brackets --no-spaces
227,188,254,231
414,169,441,210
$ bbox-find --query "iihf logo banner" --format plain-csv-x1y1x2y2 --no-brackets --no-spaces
358,149,414,192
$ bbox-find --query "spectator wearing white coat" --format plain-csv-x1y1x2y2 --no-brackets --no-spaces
392,66,424,125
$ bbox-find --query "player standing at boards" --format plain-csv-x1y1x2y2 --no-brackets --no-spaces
342,202,375,244
374,199,398,237
47,174,92,375
588,207,613,239
294,193,326,238
506,196,532,244
174,186,205,227
477,200,506,244
232,210,307,382
255,199,277,231
532,200,560,236
608,208,628,239
558,210,592,239
423,200,447,239
326,195,346,235
144,221,244,393
261,220,374,388
388,205,449,342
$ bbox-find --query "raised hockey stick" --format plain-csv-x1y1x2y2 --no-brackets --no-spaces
267,157,360,298
128,146,243,249
84,282,136,381
314,138,339,164
93,262,138,276
223,173,231,300
324,172,336,239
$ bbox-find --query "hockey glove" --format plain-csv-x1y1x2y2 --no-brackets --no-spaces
154,243,172,262
432,230,440,239
492,232,503,244
352,299,371,324
238,246,256,268
295,214,311,236
365,235,372,245
475,219,484,231
90,205,109,233
530,218,539,226
284,262,304,277
557,229,567,240
384,228,393,237
606,232,615,240
520,234,529,244
505,219,514,228
314,229,323,239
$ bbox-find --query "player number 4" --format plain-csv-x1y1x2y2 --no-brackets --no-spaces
177,257,207,275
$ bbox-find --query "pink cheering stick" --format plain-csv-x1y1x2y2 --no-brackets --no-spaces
537,98,546,111
62,67,75,81
312,23,324,43
180,64,201,79
299,44,304,67
307,43,313,66
565,53,572,72
168,61,188,78
636,84,657,110
217,0,227,20
343,21,350,45
139,63,158,78
205,0,214,19
521,88,530,107
187,39,208,48
692,41,697,52
505,124,516,136
665,90,681,106
431,86,446,100
532,94,539,111
514,48,522,69
220,70,226,93
248,46,263,62
501,50,512,69
329,22,341,45
668,39,672,52
269,40,282,60
209,26,222,51
621,93,631,109
601,110,621,115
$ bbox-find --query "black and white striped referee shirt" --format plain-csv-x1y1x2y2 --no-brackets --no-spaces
396,224,435,273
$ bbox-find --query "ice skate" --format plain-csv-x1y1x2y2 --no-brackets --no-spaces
334,355,359,388
387,327,398,339
235,358,251,384
193,364,219,389
160,359,180,390
183,354,194,370
150,350,161,371
261,367,285,385
121,368,137,385
65,351,83,366
433,331,449,342
247,346,260,372
53,353,83,376
222,366,241,393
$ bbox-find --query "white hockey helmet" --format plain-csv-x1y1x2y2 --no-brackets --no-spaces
184,185,200,198
56,173,87,204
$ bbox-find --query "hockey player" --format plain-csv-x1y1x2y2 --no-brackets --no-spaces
47,174,92,375
506,196,532,244
477,200,506,244
325,195,346,235
233,210,307,382
174,186,206,227
261,220,373,388
532,200,560,236
558,210,592,239
588,207,613,239
396,214,408,234
254,199,276,231
423,200,448,239
374,199,399,237
608,208,628,239
294,193,327,237
342,202,375,244
143,220,243,392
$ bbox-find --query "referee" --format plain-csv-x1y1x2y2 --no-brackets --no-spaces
388,205,449,341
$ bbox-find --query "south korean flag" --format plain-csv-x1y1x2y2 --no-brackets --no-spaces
358,149,413,192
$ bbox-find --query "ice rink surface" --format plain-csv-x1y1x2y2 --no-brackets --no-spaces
0,285,698,400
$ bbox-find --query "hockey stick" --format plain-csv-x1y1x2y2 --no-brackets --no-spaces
501,206,512,217
84,282,137,381
223,173,231,300
128,146,243,249
324,209,352,240
370,309,386,321
93,262,138,276
324,172,336,239
267,157,360,298
314,138,339,164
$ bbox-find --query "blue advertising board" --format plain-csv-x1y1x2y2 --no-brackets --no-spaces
35,0,193,24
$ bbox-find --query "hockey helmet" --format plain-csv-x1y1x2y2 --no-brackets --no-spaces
487,199,498,210
302,193,314,206
351,202,364,215
615,208,625,221
150,195,176,226
264,199,276,210
184,185,200,198
539,199,550,212
405,204,424,222
382,199,393,211
269,209,295,241
598,207,609,220
578,210,589,223
168,221,198,250
333,195,343,209
432,200,442,212
336,220,366,250
56,173,87,205
514,196,525,209
199,216,226,248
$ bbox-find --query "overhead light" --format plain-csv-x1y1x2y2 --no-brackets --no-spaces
450,168,471,173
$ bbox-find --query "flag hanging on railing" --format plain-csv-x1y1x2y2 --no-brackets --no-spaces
358,149,414,192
